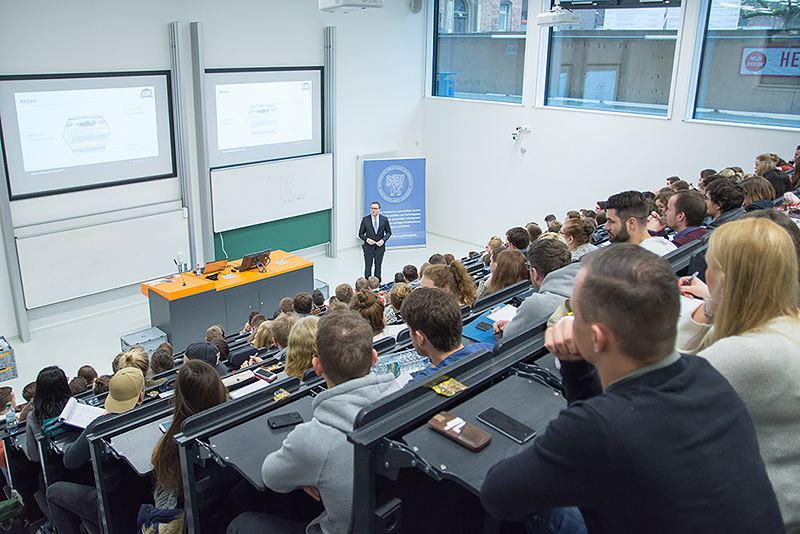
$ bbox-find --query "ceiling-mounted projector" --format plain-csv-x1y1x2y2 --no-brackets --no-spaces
319,0,384,13
537,4,580,27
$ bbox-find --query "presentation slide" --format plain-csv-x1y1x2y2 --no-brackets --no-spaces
215,80,314,151
205,68,323,169
15,86,160,173
0,72,175,199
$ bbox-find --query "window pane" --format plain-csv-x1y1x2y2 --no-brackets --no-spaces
695,0,800,128
545,7,681,116
433,0,527,103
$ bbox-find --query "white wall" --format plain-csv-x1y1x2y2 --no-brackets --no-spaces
0,1,427,340
422,1,800,243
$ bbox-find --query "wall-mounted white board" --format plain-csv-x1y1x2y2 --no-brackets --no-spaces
210,153,333,233
16,209,190,309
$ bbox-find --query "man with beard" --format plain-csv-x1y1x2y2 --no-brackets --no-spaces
604,190,676,256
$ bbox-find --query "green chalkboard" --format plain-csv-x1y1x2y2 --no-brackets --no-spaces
213,210,331,261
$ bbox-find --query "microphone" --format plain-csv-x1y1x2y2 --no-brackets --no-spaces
174,258,186,286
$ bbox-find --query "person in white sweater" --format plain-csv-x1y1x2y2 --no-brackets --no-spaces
678,218,800,533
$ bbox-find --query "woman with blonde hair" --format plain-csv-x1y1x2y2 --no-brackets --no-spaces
560,218,598,261
284,316,320,379
349,289,387,340
252,320,273,350
385,282,411,325
755,153,777,176
483,249,529,296
421,262,477,306
678,218,800,532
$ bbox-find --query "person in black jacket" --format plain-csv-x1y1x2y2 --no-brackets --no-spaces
480,244,784,534
358,201,391,282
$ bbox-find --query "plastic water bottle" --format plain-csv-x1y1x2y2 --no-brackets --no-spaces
5,402,17,435
195,263,201,276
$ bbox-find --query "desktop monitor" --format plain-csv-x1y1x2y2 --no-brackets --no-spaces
240,249,272,272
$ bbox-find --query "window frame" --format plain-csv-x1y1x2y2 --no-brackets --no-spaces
499,1,512,31
427,0,530,105
684,0,800,132
537,0,686,120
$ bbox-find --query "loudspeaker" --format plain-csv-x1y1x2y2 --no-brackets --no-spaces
410,0,422,14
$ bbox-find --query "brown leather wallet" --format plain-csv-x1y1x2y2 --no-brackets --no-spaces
428,411,491,453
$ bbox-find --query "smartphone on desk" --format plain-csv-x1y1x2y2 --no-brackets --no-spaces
254,368,278,382
476,407,535,444
267,412,303,429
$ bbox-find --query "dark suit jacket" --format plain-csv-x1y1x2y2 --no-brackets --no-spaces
359,214,392,249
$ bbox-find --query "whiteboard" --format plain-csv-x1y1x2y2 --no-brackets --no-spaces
210,153,333,233
16,210,190,309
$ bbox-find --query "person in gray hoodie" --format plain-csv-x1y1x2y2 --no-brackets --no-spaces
227,310,402,534
494,238,579,340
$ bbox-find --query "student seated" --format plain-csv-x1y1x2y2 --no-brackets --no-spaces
227,311,402,534
46,368,145,534
152,360,228,509
184,341,228,377
25,366,71,463
401,288,493,386
420,262,477,306
604,190,676,256
349,289,389,341
283,316,320,380
677,218,800,531
384,283,411,326
481,245,784,533
494,239,578,340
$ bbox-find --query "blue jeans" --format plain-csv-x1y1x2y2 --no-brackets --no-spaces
526,507,588,534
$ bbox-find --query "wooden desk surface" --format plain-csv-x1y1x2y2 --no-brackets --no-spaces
141,250,313,301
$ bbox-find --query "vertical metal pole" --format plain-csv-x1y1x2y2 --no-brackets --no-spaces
190,22,214,263
324,27,338,259
0,155,30,342
170,22,198,267
351,443,377,533
89,439,114,534
180,441,202,534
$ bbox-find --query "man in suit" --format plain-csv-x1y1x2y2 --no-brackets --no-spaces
358,201,391,282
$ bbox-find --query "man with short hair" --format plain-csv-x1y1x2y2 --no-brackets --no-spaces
270,312,298,362
150,344,175,375
401,288,493,385
293,292,313,316
279,298,294,314
206,324,224,342
481,245,783,533
605,190,676,256
665,190,710,247
228,311,401,534
335,283,354,305
666,176,680,186
526,222,542,243
494,239,579,340
705,176,745,228
358,201,392,282
505,227,530,251
402,264,421,288
367,276,380,290
354,277,369,293
428,253,446,265
48,367,146,534
311,289,327,314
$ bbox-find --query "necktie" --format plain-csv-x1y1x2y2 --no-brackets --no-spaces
374,217,378,234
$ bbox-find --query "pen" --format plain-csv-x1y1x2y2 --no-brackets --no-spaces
682,271,700,286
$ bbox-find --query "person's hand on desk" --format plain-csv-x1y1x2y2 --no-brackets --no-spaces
366,238,376,245
240,356,263,370
303,485,321,501
678,275,710,301
493,320,509,336
544,316,584,362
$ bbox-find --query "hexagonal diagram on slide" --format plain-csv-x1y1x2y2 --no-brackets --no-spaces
62,115,111,152
246,104,280,135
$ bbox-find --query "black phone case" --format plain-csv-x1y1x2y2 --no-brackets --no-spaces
267,412,303,429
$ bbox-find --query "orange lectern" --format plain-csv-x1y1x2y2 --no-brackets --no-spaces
141,250,313,351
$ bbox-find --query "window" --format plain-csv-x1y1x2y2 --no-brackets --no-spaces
544,1,682,116
694,0,800,128
499,2,511,31
432,0,528,103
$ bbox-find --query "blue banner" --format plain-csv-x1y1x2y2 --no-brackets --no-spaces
363,158,426,248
